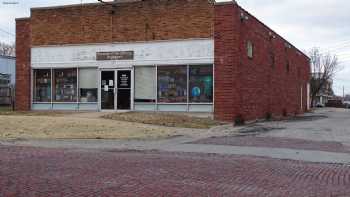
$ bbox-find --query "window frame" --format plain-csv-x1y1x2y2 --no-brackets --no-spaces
32,67,98,104
32,69,52,103
79,68,98,103
53,68,78,103
247,40,254,59
134,64,214,106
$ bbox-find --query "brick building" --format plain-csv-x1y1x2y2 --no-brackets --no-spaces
15,0,310,122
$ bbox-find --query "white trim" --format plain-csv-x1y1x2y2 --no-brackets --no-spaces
155,65,158,111
98,69,102,111
31,39,214,68
212,63,215,113
32,57,214,65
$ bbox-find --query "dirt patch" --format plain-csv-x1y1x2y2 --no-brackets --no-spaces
102,112,222,129
0,115,189,140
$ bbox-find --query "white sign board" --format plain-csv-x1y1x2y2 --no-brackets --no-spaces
31,39,214,68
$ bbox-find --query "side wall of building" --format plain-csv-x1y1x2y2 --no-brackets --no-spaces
15,18,31,111
214,2,310,122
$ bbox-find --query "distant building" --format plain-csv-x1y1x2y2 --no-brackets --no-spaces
311,72,334,107
0,55,16,86
0,55,15,105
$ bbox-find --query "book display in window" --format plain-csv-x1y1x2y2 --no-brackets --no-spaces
33,70,51,102
54,69,77,102
157,66,187,103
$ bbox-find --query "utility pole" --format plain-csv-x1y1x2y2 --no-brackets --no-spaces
343,86,345,101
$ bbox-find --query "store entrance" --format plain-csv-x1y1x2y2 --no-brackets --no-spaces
116,70,131,110
100,69,132,111
101,71,115,110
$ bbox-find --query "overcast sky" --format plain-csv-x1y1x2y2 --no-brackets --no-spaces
0,0,349,95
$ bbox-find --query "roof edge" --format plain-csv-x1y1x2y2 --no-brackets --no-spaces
214,0,236,6
15,17,30,21
237,5,310,60
30,2,101,11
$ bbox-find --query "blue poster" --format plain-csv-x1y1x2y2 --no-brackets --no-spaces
192,87,201,97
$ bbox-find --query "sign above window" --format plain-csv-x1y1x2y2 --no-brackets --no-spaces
96,51,134,61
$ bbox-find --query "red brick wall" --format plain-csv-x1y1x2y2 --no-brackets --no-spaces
214,2,310,122
15,18,31,111
213,2,241,121
30,0,214,46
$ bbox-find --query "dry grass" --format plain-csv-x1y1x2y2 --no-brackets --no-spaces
0,111,220,140
102,112,222,129
0,110,72,117
0,115,181,140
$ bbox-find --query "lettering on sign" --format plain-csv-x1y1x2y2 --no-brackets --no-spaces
96,51,134,61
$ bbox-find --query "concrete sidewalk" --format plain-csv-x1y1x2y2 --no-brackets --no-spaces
2,138,350,165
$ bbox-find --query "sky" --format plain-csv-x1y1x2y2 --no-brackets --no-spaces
0,0,350,95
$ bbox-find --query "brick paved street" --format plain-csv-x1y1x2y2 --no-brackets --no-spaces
1,145,350,197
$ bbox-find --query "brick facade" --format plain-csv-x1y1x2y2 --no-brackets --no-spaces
30,0,213,46
214,2,310,121
15,18,31,111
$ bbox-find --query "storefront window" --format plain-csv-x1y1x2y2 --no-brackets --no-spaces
33,69,51,102
134,66,156,103
79,68,98,102
189,65,213,103
157,66,187,103
53,68,77,102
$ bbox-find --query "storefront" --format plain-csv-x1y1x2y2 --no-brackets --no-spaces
31,39,214,112
16,0,310,121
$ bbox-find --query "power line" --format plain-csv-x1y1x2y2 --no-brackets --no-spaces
320,39,350,49
0,27,15,37
320,45,350,54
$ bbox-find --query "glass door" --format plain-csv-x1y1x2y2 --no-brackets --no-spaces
116,70,131,110
101,71,115,110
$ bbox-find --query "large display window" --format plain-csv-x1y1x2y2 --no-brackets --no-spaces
189,65,213,103
157,66,187,103
134,66,156,103
33,69,51,102
53,69,77,102
79,68,98,103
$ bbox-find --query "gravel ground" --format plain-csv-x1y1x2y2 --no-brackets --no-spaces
259,108,350,146
193,136,350,153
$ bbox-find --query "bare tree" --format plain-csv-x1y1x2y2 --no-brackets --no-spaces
0,42,15,57
309,48,340,107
